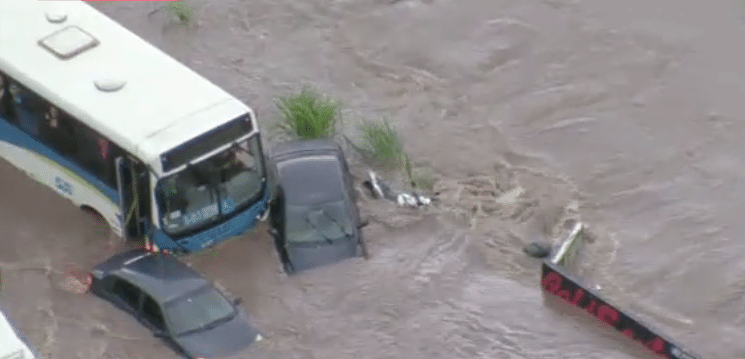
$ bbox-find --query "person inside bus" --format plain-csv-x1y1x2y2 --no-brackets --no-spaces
13,84,44,137
71,128,108,186
97,137,115,186
43,106,78,157
212,147,245,183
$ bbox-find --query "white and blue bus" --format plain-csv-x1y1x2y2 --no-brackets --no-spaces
0,0,270,253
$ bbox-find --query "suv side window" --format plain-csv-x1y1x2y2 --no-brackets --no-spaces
111,277,141,310
141,295,166,331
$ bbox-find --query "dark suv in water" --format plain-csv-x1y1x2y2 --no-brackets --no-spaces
267,140,369,275
89,249,262,359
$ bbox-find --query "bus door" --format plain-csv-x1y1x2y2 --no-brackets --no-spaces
115,156,151,241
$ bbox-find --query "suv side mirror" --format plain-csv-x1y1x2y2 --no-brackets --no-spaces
233,297,243,306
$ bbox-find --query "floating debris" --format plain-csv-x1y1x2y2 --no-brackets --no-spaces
363,171,431,208
58,270,92,294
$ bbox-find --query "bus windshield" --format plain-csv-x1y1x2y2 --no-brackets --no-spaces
157,135,264,236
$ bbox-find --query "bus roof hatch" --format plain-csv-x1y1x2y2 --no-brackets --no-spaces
38,25,100,60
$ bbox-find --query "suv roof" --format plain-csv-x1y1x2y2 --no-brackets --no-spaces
270,140,340,160
96,250,208,303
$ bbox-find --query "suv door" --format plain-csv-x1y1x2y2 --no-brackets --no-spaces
269,190,282,231
270,191,292,269
266,157,280,201
109,276,143,314
140,294,167,333
338,152,361,221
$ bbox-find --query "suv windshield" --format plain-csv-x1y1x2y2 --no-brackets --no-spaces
278,156,354,243
164,286,236,337
285,203,354,243
157,135,265,236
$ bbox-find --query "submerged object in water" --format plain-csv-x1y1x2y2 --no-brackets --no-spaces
368,170,397,201
363,171,431,208
524,242,552,258
396,192,431,207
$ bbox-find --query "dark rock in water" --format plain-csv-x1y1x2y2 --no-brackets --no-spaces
524,242,552,258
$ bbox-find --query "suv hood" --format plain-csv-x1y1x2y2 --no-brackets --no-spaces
287,236,359,273
174,310,260,358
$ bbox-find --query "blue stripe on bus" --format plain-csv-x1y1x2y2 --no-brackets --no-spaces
152,191,270,253
0,117,119,203
0,115,270,252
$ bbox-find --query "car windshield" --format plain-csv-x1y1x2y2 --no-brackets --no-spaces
164,285,236,337
157,135,265,236
285,202,354,243
277,156,345,206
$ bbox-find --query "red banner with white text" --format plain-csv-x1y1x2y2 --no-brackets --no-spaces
541,261,702,359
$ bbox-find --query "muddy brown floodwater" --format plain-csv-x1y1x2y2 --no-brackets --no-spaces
2,0,745,358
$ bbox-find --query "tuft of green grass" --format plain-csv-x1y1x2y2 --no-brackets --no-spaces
167,1,193,24
357,119,405,168
276,87,340,139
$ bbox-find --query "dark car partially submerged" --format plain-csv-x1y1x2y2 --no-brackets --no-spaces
267,140,369,275
89,250,262,359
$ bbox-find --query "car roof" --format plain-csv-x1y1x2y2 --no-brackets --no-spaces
270,139,340,161
100,250,209,303
276,154,349,206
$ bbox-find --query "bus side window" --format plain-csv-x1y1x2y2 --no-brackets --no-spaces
42,106,78,157
102,142,122,187
69,122,121,188
0,72,17,123
9,82,45,137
